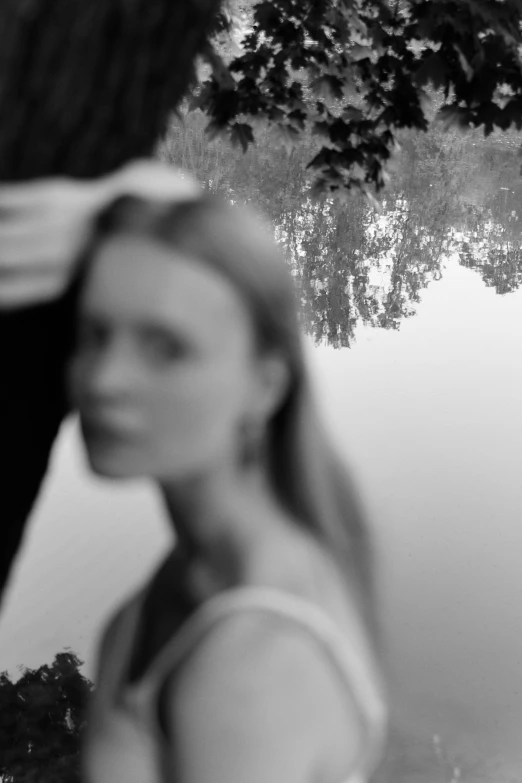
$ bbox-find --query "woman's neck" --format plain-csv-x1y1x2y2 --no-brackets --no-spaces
160,462,288,591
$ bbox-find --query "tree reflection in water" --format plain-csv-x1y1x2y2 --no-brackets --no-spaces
158,110,522,347
158,116,522,781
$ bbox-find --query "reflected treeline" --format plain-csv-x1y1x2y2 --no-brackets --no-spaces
458,201,522,296
158,110,522,347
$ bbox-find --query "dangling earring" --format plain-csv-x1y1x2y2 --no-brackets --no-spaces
239,417,265,467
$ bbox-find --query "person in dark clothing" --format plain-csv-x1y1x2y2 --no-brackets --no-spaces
1,294,75,600
0,0,221,610
0,163,200,608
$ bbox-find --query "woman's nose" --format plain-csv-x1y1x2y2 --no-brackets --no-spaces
78,340,138,402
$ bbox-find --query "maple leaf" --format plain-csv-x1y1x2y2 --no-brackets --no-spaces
350,44,373,63
415,53,448,90
230,122,254,152
201,0,522,193
437,105,472,132
205,120,231,143
310,74,344,101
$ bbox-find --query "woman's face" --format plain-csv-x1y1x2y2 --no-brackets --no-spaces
69,234,266,481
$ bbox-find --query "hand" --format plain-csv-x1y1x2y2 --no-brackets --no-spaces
0,160,199,310
0,176,113,309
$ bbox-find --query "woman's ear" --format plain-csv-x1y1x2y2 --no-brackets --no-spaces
253,352,291,422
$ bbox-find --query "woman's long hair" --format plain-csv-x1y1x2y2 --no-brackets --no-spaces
83,193,383,657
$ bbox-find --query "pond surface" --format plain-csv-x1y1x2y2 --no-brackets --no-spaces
2,128,522,781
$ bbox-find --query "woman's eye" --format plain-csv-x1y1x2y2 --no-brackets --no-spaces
143,332,188,363
76,320,108,352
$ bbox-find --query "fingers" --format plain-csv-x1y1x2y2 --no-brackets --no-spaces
0,236,78,279
0,223,90,270
0,182,101,311
0,177,111,220
0,221,88,310
0,162,199,216
0,270,72,309
0,214,88,244
0,231,79,304
0,162,201,311
114,159,200,201
0,179,72,212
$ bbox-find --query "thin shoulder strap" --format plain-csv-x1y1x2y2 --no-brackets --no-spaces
135,585,388,781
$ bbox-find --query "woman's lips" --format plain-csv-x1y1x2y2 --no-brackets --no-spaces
81,417,140,444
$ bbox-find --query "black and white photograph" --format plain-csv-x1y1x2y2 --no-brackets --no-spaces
0,1,521,781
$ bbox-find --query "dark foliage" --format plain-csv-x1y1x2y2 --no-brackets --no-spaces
0,651,94,783
159,108,522,346
0,0,220,611
1,0,521,194
199,0,522,198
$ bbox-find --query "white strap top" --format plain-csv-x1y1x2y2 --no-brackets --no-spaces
81,585,388,783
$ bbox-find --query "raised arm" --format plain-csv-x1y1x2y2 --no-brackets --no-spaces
0,164,200,606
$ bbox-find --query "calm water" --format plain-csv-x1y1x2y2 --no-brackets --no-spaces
3,126,522,779
1,250,522,779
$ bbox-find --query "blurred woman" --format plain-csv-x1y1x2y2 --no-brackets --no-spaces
70,191,388,783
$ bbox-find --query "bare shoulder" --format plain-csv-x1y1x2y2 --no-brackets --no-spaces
162,610,363,783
